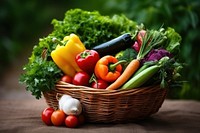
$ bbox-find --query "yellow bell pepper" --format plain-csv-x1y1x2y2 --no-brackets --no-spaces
51,33,86,77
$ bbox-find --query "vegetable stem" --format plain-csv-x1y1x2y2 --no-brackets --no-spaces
109,60,127,71
89,74,98,88
136,28,166,60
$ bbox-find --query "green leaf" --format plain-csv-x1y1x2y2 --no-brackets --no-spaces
164,27,182,58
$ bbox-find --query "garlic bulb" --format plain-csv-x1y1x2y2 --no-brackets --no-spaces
58,94,82,115
58,94,72,110
62,98,82,115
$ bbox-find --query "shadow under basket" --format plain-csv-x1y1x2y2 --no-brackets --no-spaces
43,81,167,123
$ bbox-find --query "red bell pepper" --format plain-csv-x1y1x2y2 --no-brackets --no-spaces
75,50,100,75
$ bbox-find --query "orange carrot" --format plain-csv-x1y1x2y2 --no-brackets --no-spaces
106,59,140,90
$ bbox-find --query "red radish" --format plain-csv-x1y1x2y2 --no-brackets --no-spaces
137,30,146,46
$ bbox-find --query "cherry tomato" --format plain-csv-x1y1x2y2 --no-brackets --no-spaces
51,110,66,126
41,107,54,126
65,115,79,128
72,72,90,86
61,75,73,83
91,79,109,89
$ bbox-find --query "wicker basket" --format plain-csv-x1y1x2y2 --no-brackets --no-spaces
43,81,167,123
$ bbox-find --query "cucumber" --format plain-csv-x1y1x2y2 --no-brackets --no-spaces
120,65,160,90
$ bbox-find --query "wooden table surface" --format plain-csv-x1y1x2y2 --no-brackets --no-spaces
0,89,200,133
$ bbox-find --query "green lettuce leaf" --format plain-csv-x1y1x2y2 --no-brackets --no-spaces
164,27,182,59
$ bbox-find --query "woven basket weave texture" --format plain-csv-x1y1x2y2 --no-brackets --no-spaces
43,82,167,123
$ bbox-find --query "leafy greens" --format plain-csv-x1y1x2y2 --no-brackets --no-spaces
19,9,137,99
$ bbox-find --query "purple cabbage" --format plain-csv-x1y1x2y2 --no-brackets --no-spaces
143,48,172,62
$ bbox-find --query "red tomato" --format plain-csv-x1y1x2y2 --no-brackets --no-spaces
72,72,90,86
65,115,79,128
51,110,66,126
61,75,73,83
41,107,54,126
91,79,109,89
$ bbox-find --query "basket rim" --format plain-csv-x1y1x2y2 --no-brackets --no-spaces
55,81,165,95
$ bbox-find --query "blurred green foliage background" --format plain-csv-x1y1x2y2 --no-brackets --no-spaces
0,0,199,100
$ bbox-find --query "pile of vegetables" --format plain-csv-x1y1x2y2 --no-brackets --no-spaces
19,9,183,99
42,94,84,128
